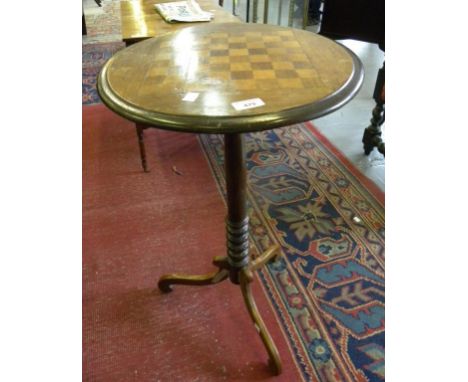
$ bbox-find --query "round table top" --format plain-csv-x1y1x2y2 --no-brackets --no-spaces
98,23,363,134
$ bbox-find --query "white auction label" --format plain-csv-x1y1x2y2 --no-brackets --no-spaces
232,98,265,111
182,92,200,102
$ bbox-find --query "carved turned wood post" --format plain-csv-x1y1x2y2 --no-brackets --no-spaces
224,133,250,284
363,62,385,156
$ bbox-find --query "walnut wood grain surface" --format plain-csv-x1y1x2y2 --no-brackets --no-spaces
98,23,363,133
121,0,240,43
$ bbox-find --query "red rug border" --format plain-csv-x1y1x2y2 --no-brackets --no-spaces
303,121,385,206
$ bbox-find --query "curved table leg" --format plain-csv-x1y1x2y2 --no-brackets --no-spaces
250,244,281,271
158,256,229,292
239,245,283,376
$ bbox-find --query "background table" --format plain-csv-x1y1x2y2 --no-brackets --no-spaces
98,22,363,375
121,0,240,45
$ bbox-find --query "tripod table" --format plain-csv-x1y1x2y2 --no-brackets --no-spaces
97,22,363,375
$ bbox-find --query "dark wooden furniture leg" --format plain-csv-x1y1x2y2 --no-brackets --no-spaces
135,124,148,172
82,11,87,35
122,40,149,173
123,39,151,173
363,62,385,156
157,133,283,375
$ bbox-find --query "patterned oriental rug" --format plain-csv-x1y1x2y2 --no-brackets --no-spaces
199,127,384,381
82,42,124,105
83,42,384,381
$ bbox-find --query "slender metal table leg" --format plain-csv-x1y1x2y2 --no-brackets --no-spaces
157,133,283,375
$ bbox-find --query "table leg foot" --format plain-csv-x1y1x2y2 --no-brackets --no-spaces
158,256,229,293
239,245,283,376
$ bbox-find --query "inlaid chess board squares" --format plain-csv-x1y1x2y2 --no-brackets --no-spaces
300,77,325,88
210,42,229,50
277,78,304,89
266,48,288,57
252,70,276,80
209,70,230,81
228,42,247,49
231,79,257,90
288,53,309,62
119,27,344,101
248,48,268,56
255,79,280,90
268,55,291,64
230,71,253,80
210,62,230,71
275,69,299,79
296,69,319,79
266,47,287,56
245,41,267,49
229,48,249,56
230,55,250,63
227,35,247,44
292,61,311,69
209,55,230,64
281,41,302,49
249,55,270,63
271,61,295,70
267,48,302,56
230,62,253,71
251,62,274,70
263,41,283,49
286,48,305,56
210,37,229,45
105,21,360,130
210,49,229,57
